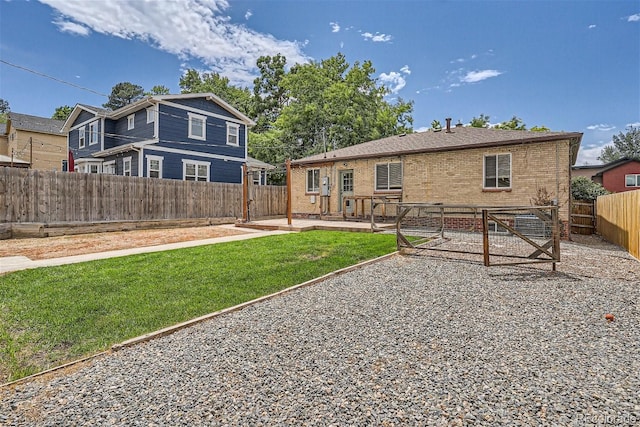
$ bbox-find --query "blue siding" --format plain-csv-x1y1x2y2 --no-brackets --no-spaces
72,110,97,127
171,98,237,119
71,119,102,158
158,104,246,158
143,148,242,183
114,110,154,142
103,120,118,149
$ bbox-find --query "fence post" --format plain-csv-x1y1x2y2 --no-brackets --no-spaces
482,209,490,267
286,159,292,225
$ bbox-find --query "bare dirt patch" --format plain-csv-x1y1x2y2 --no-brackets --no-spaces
0,225,248,260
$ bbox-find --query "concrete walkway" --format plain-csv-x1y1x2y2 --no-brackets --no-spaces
0,226,291,275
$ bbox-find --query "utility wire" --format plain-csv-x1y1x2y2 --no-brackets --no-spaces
0,59,109,98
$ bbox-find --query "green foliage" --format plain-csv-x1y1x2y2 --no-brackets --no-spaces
146,85,171,95
0,98,9,123
102,82,145,110
179,69,252,116
52,105,73,121
431,120,442,130
470,114,490,128
494,115,527,130
0,231,396,381
571,176,609,201
530,125,551,132
252,54,288,133
598,126,640,163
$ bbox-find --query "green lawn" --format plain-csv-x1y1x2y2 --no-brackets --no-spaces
0,231,397,383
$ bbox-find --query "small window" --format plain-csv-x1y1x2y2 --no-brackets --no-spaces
146,107,155,124
183,160,210,181
103,161,116,175
227,123,239,146
147,155,163,179
89,164,99,174
123,157,132,176
78,126,86,148
484,154,511,189
127,114,135,130
306,168,320,193
188,113,206,141
625,174,640,187
89,121,99,145
375,162,402,191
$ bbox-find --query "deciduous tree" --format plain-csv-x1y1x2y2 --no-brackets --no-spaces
598,126,640,163
179,69,252,116
52,105,73,121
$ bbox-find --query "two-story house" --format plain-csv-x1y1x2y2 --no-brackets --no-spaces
1,113,66,170
62,93,255,183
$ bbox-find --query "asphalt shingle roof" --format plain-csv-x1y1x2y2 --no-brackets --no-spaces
7,113,65,135
292,126,583,165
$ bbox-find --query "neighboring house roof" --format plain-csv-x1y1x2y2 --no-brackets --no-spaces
0,153,30,166
62,93,255,132
247,156,276,170
6,112,64,135
592,158,640,177
292,126,583,166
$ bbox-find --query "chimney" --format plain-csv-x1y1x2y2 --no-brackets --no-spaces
445,117,452,133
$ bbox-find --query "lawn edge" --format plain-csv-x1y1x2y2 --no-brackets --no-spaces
1,250,399,390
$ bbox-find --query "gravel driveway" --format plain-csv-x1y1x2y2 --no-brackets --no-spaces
2,238,639,426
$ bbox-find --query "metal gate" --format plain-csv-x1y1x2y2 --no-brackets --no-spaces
395,204,560,269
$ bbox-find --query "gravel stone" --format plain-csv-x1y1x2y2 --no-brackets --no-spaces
1,238,639,426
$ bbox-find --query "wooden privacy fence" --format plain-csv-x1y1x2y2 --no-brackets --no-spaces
597,190,640,260
0,167,286,224
571,200,595,235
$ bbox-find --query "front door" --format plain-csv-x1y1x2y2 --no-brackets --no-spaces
339,169,354,213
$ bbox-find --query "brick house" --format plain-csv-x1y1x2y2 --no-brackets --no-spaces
290,120,583,231
590,158,640,193
0,113,66,171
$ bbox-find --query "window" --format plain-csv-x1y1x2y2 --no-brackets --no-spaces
484,154,511,189
306,168,320,193
252,171,262,185
147,155,163,179
375,162,402,191
227,123,239,146
183,160,210,181
78,126,86,148
146,107,155,124
89,164,99,174
103,161,116,175
188,113,206,140
123,157,132,176
626,174,640,187
89,121,99,145
127,114,135,130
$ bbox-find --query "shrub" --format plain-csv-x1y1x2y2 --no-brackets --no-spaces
571,176,609,201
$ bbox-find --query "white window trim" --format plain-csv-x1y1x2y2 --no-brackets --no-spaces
306,168,320,193
146,107,155,124
123,156,132,176
78,126,86,148
483,153,512,189
89,121,99,146
626,174,640,187
182,159,211,182
188,112,207,141
127,114,135,130
74,159,103,174
227,122,240,146
103,160,116,175
146,155,164,179
374,162,403,192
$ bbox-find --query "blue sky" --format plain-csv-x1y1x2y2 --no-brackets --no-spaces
1,0,638,165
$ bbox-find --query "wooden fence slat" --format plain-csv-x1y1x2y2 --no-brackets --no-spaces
597,190,640,260
0,168,286,224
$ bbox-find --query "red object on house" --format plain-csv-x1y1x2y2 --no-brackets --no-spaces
68,150,75,172
592,158,640,193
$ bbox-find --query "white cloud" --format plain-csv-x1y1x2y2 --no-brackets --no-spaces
626,121,640,127
586,124,616,131
330,22,340,33
244,9,252,20
378,71,406,94
460,69,502,83
576,143,608,165
628,13,640,22
53,19,90,36
400,65,410,75
588,24,596,29
40,0,309,86
362,32,392,42
415,126,430,133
